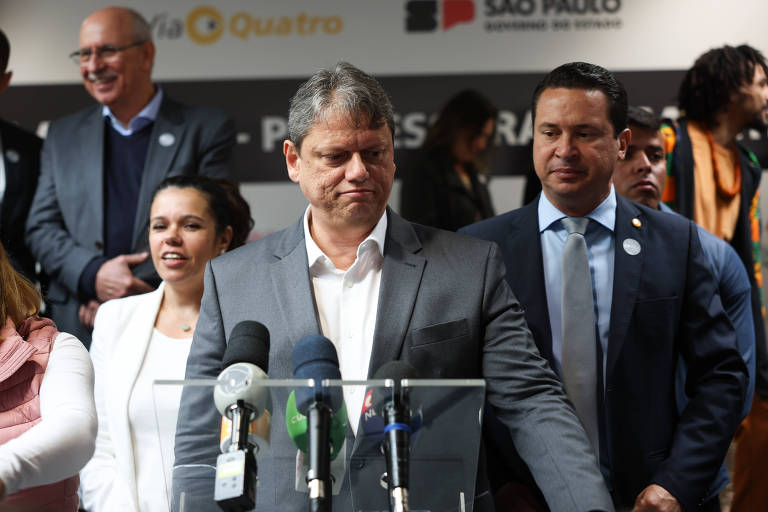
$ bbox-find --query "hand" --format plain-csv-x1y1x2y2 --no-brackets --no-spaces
632,484,681,512
78,300,100,330
94,252,153,302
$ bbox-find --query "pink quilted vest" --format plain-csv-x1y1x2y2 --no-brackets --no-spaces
0,316,79,511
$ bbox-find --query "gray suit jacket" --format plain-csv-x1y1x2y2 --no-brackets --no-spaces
25,96,234,342
173,209,614,511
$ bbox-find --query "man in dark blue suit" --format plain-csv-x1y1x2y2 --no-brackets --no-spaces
461,62,747,512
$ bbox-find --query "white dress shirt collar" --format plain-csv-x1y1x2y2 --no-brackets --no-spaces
303,206,387,272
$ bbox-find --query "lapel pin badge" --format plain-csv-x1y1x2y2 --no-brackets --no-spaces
5,149,19,164
631,218,642,228
158,132,175,147
623,238,641,256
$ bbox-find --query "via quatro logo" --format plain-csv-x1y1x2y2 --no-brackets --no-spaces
405,0,475,32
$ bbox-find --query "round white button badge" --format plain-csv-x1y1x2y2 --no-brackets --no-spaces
623,238,641,256
158,132,175,147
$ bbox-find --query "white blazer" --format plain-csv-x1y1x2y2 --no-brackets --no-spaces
80,284,165,511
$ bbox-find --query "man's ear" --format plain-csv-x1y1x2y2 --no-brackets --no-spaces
284,140,301,183
0,71,12,94
142,41,156,73
617,127,631,160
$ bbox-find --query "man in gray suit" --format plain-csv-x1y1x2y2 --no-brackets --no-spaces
25,7,234,344
173,62,613,511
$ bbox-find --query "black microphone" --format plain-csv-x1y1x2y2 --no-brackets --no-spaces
213,321,271,512
373,362,421,512
292,335,344,512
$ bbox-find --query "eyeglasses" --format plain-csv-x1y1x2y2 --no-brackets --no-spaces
69,40,146,65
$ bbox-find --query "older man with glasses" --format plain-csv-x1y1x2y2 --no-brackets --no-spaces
25,6,235,346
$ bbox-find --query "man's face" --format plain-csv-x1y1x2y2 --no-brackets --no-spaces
284,112,396,234
533,87,629,215
735,65,768,131
613,125,666,209
78,9,153,109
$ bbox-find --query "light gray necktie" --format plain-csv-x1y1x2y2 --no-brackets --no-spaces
560,216,600,455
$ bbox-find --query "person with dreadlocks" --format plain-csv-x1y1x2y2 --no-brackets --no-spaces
663,44,768,511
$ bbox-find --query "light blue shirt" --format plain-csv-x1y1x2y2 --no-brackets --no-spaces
102,87,163,136
539,187,616,383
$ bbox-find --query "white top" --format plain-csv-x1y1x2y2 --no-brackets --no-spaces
128,328,192,512
304,207,387,434
0,332,96,496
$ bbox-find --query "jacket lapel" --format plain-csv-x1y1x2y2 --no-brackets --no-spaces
132,97,185,249
502,201,554,363
367,210,425,378
106,284,165,505
606,197,645,382
269,219,322,346
75,109,105,244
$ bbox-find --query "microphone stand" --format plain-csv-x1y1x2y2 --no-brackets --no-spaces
306,402,332,512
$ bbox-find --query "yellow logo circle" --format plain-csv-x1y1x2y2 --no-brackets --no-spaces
186,6,224,45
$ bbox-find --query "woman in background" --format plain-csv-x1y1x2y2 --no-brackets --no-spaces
400,89,498,231
0,242,96,512
80,176,252,512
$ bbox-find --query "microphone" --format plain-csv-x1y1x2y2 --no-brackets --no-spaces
372,362,421,512
291,335,344,512
212,321,271,511
286,391,348,496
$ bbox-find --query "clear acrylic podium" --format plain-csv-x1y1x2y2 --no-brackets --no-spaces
154,378,485,512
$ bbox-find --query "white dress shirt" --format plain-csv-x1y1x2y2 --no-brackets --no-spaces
304,207,387,434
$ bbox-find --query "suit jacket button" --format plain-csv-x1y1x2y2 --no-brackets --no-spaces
94,241,103,250
352,460,365,469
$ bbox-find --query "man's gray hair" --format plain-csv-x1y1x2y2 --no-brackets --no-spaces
288,62,395,151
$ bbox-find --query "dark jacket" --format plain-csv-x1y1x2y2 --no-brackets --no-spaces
400,150,494,231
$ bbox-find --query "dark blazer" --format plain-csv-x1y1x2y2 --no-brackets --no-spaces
173,209,613,512
460,195,747,511
25,96,235,343
0,118,42,282
399,151,495,231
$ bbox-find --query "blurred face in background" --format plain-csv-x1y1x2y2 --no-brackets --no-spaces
453,117,495,164
613,125,666,209
735,64,768,131
149,187,231,289
78,8,154,112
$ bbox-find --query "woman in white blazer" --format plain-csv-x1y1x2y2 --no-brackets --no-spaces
80,176,252,512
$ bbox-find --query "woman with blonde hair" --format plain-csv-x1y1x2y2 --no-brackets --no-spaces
0,243,96,511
